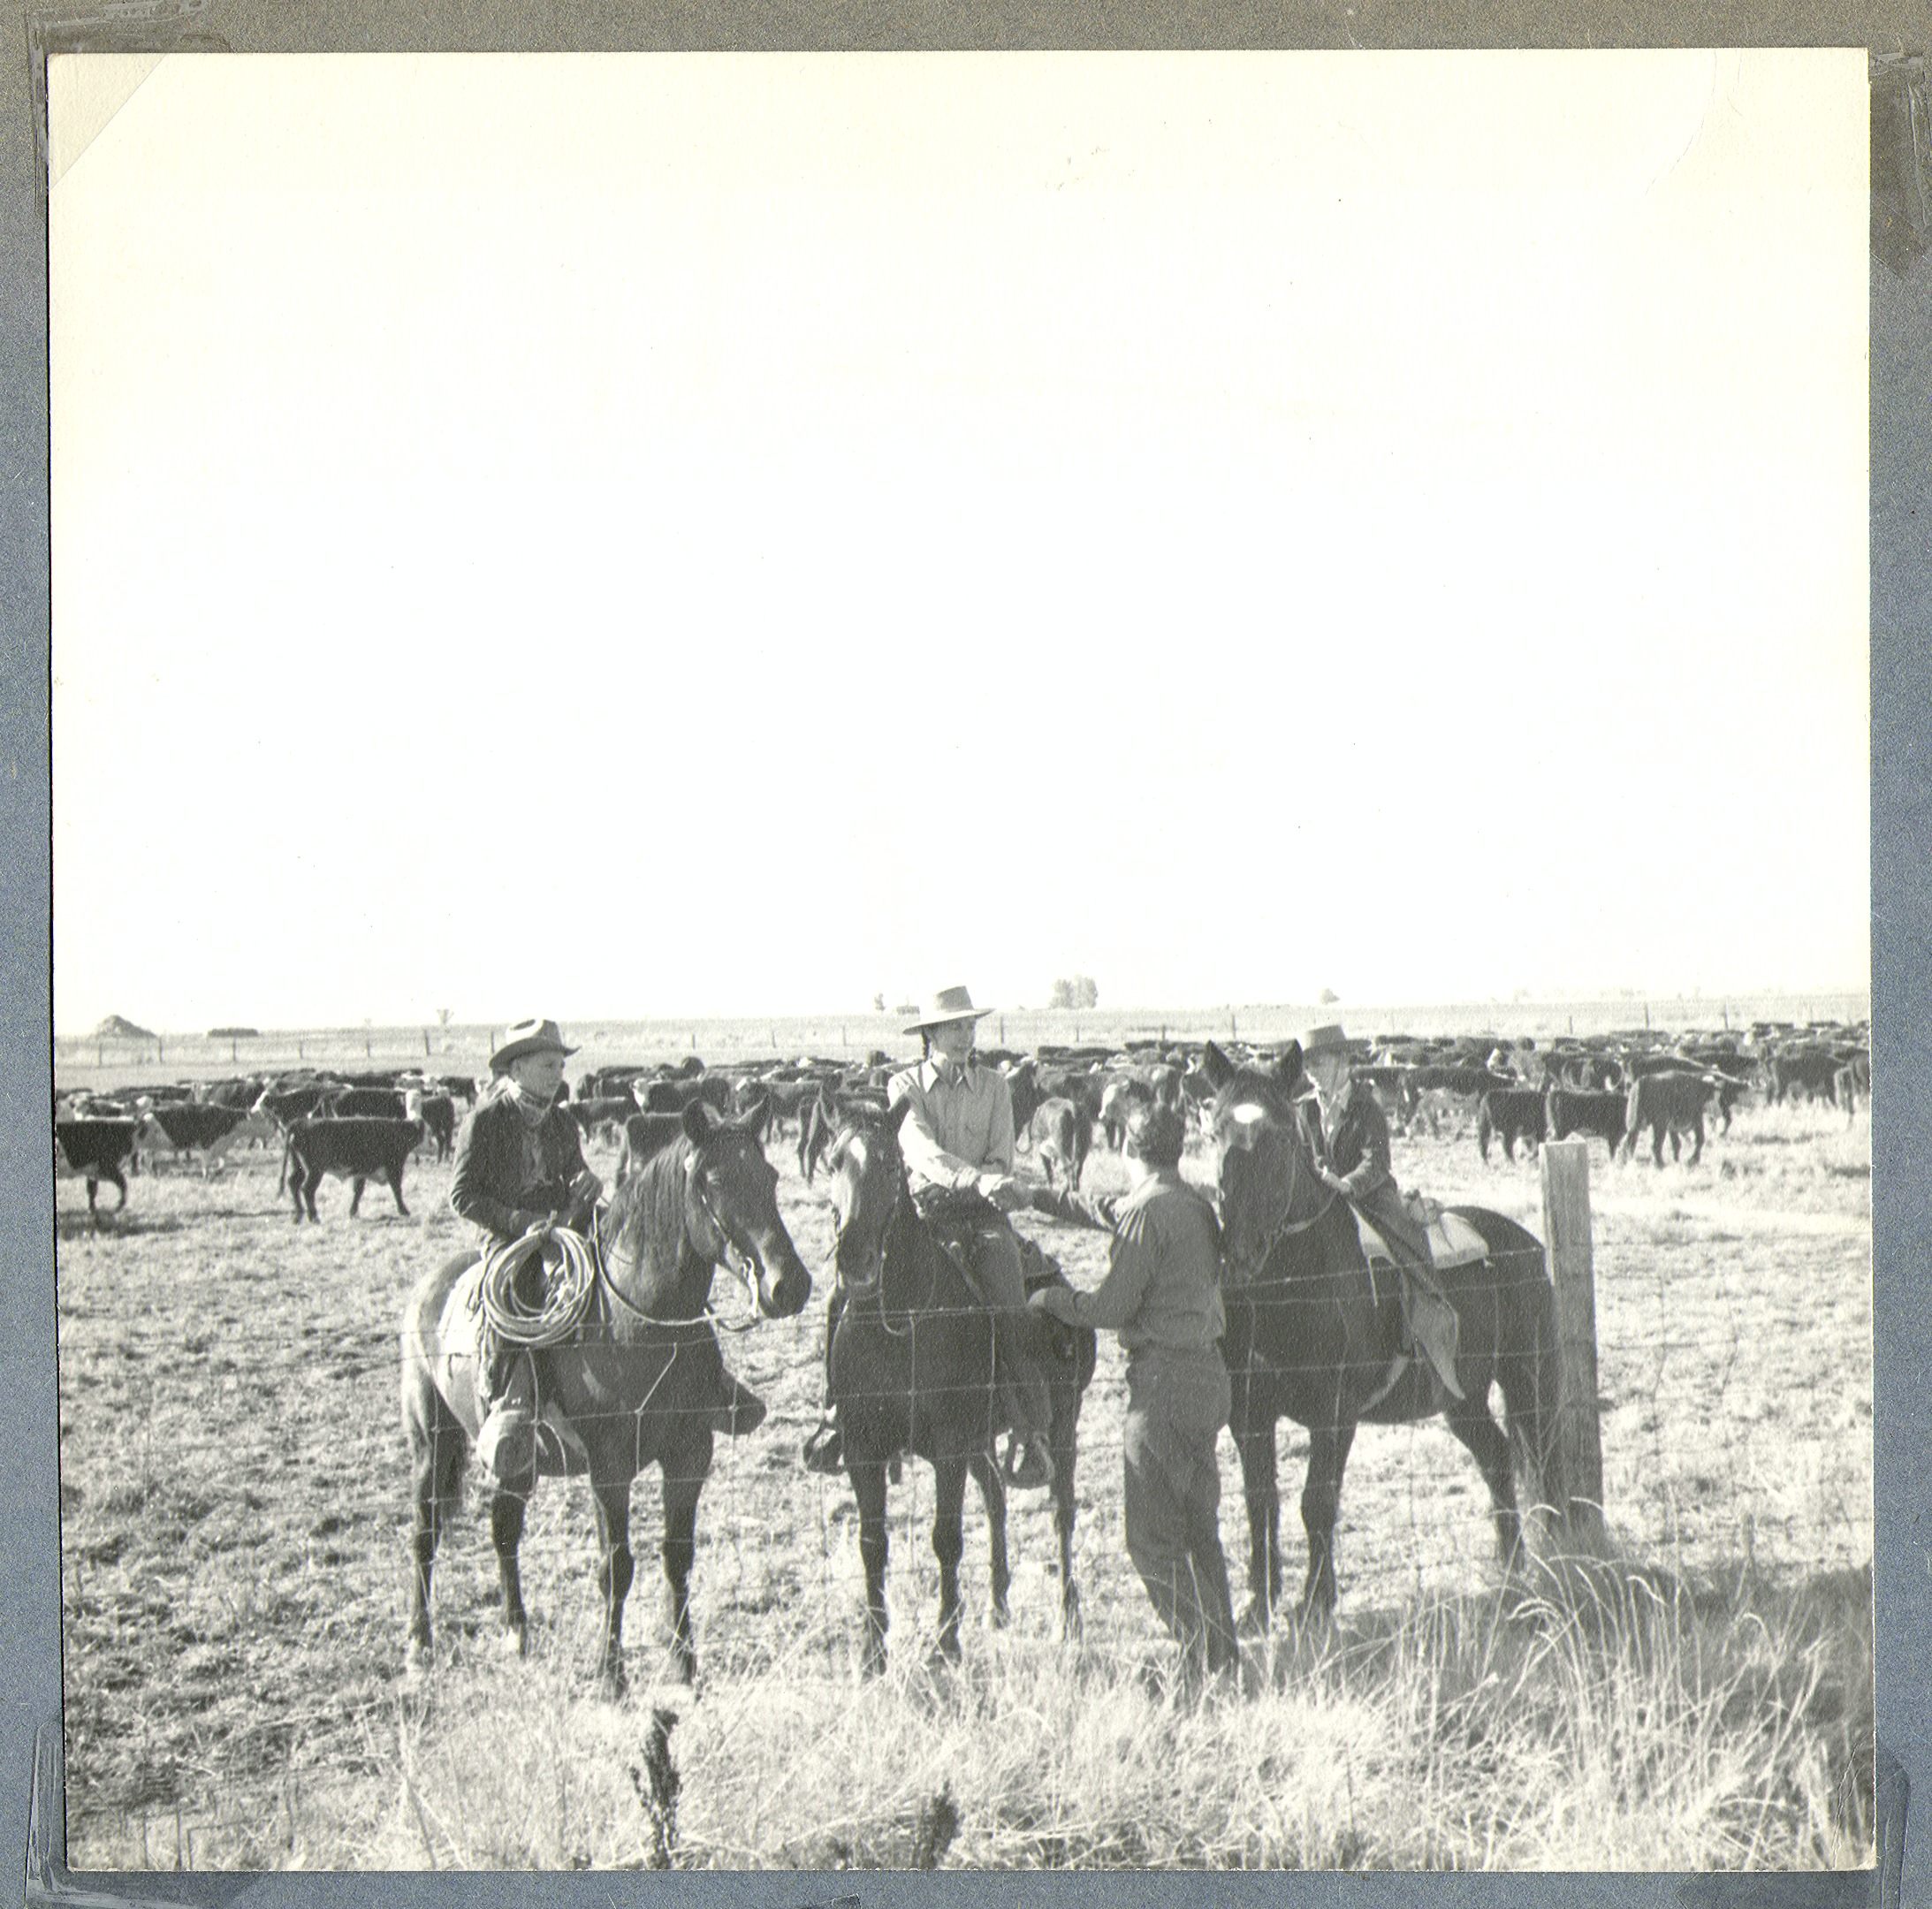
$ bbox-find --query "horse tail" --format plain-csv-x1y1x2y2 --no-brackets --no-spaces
1476,1097,1495,1163
1500,1239,1570,1533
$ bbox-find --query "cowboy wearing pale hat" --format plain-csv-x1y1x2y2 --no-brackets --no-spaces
1296,1023,1464,1401
453,1018,764,1484
802,985,1057,1489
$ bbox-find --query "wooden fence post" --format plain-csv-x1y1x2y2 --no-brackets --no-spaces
1540,1137,1607,1540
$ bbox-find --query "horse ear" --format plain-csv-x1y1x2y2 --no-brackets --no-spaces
1273,1040,1304,1091
888,1093,917,1135
680,1099,711,1148
739,1093,772,1145
1199,1041,1235,1091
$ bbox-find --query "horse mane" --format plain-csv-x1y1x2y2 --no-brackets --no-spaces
600,1134,696,1280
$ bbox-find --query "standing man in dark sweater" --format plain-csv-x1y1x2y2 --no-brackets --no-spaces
1029,1102,1239,1694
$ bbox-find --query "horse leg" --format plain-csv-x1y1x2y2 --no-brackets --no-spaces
489,1487,531,1656
851,1456,892,1677
1298,1419,1356,1620
404,1383,466,1665
931,1456,970,1663
388,1166,410,1216
965,1447,1012,1630
589,1473,639,1694
1234,1418,1282,1633
1688,1113,1705,1166
1045,1406,1083,1639
1445,1394,1523,1572
350,1176,367,1216
658,1441,709,1689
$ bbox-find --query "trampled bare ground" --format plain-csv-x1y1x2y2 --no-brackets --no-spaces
53,1091,1873,1870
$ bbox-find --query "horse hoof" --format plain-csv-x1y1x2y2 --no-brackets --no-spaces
1061,1586,1084,1644
1236,1601,1271,1639
501,1624,529,1659
988,1600,1010,1631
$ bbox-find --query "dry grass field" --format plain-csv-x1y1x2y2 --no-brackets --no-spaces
52,1055,1873,1872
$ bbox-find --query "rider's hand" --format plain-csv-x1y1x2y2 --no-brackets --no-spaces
569,1168,602,1205
509,1207,548,1236
980,1175,1029,1214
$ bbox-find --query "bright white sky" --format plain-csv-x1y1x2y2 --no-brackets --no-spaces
49,50,1868,1032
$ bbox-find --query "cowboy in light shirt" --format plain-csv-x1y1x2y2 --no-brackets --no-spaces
803,985,1055,1490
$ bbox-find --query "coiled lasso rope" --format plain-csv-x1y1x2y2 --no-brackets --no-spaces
477,1223,600,1347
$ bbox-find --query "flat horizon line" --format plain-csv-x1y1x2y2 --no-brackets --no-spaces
51,985,1873,1042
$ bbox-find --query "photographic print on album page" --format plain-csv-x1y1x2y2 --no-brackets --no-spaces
47,46,1873,1873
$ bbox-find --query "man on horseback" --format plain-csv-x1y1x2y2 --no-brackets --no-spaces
1295,1023,1464,1401
803,984,1057,1491
454,1018,764,1485
1029,1101,1240,1693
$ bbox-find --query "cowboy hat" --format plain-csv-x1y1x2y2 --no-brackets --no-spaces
903,985,995,1036
490,1017,579,1073
1299,1023,1352,1061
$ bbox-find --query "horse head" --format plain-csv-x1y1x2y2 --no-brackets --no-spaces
1205,1047,1326,1282
678,1099,812,1319
823,1097,915,1301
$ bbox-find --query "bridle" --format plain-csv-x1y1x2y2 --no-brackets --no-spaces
826,1125,932,1336
1219,1091,1340,1281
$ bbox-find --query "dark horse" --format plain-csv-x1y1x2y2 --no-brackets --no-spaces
1200,1042,1569,1628
399,1099,810,1690
821,1099,1098,1673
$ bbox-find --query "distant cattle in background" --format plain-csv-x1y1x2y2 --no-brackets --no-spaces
1543,1087,1627,1161
1475,1089,1545,1164
1029,1098,1093,1191
133,1102,247,1175
1763,1047,1842,1107
56,1118,139,1229
1623,1072,1721,1168
283,1115,424,1221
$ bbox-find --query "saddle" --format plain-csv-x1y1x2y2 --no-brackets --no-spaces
1351,1197,1488,1274
908,1185,1074,1352
437,1259,589,1470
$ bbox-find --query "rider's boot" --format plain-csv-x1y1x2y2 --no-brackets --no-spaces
475,1346,539,1484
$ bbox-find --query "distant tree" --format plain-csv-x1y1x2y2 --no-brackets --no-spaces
1050,975,1099,1010
1319,986,1340,1005
436,1008,453,1028
872,993,886,1014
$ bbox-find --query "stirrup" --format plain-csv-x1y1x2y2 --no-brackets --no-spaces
802,1418,843,1476
1002,1434,1054,1491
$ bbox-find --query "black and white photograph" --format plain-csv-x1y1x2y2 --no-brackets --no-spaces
42,44,1884,1875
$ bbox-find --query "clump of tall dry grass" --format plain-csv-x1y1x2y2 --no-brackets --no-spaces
267,1547,1870,1872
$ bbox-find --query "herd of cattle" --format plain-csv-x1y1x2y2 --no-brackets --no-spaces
51,1019,1869,1231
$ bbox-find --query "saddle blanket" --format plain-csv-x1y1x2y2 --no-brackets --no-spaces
435,1258,589,1470
1354,1205,1487,1273
437,1260,488,1362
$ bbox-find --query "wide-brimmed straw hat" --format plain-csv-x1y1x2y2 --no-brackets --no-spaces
903,985,995,1036
490,1018,579,1074
1299,1023,1352,1061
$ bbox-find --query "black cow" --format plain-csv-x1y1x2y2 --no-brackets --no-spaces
283,1116,423,1221
135,1101,247,1175
1764,1047,1841,1106
570,1096,638,1147
1475,1089,1545,1164
326,1087,410,1119
1029,1097,1093,1190
1622,1071,1721,1167
56,1118,139,1229
1544,1086,1627,1160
